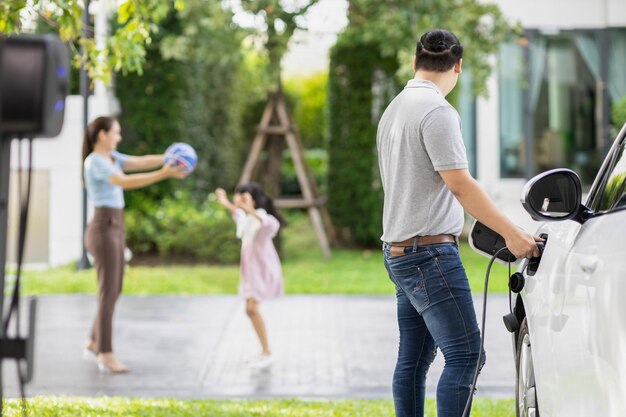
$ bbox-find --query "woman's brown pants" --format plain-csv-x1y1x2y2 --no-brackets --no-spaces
85,207,125,354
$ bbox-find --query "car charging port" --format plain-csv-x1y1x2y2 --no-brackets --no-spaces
526,234,547,276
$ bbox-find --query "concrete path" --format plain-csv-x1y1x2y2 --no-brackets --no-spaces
3,294,517,399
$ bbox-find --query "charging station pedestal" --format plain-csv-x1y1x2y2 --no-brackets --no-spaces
0,33,69,409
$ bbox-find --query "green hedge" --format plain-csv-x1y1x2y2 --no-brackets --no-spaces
327,41,397,246
125,193,240,263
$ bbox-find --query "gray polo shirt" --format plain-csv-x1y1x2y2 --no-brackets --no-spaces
377,79,468,242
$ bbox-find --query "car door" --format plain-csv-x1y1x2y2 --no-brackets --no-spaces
560,132,626,416
525,127,626,417
522,211,581,417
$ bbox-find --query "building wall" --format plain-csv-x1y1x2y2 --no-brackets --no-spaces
491,0,626,29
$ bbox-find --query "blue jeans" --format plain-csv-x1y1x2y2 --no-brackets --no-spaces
383,242,484,417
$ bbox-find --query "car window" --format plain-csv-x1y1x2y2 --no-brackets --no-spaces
590,139,626,212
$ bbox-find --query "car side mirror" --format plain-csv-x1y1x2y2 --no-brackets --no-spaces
521,169,585,222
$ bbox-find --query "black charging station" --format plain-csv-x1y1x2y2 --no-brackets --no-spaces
0,33,69,407
1,35,69,136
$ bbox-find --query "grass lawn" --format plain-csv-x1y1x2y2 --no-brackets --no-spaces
4,397,516,417
19,214,514,296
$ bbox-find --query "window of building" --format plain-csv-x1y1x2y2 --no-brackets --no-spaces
458,70,477,177
498,29,626,184
447,70,477,177
533,35,598,184
609,29,626,128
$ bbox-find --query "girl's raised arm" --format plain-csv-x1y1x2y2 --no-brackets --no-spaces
215,188,237,214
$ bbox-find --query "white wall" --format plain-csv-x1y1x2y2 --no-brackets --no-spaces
489,0,626,29
9,94,116,267
608,0,626,27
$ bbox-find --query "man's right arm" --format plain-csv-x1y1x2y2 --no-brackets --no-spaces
439,168,541,259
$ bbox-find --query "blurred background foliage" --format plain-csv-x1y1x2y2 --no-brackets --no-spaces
2,0,532,259
116,0,517,256
114,1,329,260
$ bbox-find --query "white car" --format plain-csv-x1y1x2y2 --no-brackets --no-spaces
513,122,626,417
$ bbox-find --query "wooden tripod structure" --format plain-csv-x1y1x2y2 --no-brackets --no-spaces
239,91,335,258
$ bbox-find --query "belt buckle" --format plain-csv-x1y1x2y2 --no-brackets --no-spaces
389,246,408,257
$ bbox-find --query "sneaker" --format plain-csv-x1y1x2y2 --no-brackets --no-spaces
243,354,262,364
248,354,273,369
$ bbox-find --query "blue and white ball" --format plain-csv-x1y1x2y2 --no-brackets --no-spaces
164,143,197,174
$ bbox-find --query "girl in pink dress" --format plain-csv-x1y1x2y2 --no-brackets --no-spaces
215,183,285,368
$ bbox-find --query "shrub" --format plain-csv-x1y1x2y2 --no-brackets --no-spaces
125,192,240,264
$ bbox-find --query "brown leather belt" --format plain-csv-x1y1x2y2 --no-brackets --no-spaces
390,234,456,246
387,234,456,256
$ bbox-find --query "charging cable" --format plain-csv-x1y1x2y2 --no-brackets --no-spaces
462,242,543,417
461,246,510,417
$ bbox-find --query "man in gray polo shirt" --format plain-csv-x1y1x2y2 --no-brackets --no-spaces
377,29,541,417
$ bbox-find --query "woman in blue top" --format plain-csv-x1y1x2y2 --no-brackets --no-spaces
82,116,186,373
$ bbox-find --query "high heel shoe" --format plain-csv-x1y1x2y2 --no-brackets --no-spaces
96,353,131,374
82,348,96,361
82,341,97,361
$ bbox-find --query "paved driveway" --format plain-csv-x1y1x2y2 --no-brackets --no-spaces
3,294,516,399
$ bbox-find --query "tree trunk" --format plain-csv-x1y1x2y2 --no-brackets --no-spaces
261,135,284,198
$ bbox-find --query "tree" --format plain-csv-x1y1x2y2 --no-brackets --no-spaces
234,0,321,198
116,0,245,200
0,0,184,83
238,0,319,90
343,0,514,97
